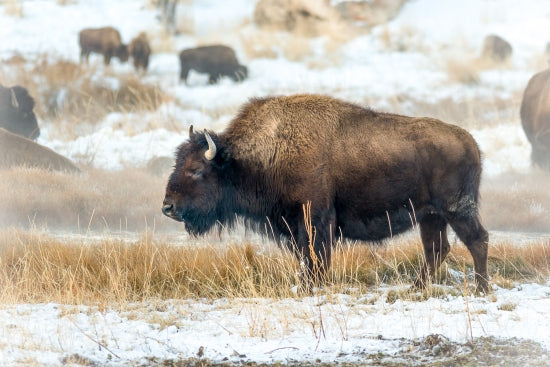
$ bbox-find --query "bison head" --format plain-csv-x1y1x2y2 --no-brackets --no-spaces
0,85,39,140
162,127,232,235
236,65,248,80
116,44,129,62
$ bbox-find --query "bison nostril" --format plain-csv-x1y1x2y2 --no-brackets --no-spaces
162,204,173,216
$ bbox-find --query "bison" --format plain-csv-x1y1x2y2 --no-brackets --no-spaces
178,45,248,84
162,94,489,293
520,68,550,169
129,33,151,72
79,27,129,65
480,34,512,64
0,128,80,173
0,84,39,140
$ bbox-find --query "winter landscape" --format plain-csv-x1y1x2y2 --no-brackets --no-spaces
1,0,550,366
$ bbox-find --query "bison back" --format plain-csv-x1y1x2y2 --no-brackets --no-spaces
222,94,482,240
0,128,80,173
79,27,121,49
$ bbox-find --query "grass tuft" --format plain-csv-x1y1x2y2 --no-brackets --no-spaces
1,228,548,306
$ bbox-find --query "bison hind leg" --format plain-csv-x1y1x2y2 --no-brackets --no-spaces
414,213,450,290
448,210,489,294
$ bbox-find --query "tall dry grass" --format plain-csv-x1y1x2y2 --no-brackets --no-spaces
0,228,548,306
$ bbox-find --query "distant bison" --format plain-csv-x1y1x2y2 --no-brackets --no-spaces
0,128,80,173
162,94,489,293
0,84,39,140
129,33,151,71
178,45,248,84
79,26,129,65
520,68,550,169
481,34,512,63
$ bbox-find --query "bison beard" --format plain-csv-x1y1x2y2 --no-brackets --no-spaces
163,94,489,293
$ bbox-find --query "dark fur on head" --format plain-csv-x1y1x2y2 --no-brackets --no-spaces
0,85,39,140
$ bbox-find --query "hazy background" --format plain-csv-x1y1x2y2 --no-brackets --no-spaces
1,0,550,235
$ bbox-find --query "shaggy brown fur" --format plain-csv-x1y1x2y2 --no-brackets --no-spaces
128,33,151,71
178,45,248,84
0,128,80,173
163,94,489,293
78,27,129,65
520,68,550,169
0,84,39,140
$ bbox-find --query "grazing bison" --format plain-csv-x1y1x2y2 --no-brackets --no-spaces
481,34,512,64
0,128,80,173
0,84,39,140
79,27,129,65
520,68,550,169
178,45,248,84
162,94,489,293
129,33,151,72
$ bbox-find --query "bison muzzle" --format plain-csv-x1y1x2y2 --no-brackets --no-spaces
162,94,489,293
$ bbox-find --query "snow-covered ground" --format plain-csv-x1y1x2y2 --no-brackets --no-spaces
2,282,550,366
2,0,550,365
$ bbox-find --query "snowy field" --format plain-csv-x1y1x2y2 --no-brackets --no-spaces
2,0,550,365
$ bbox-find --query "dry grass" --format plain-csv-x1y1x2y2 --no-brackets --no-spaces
0,228,548,306
375,92,522,130
378,24,427,53
0,167,177,232
3,0,23,17
444,54,514,86
0,54,165,139
239,18,354,67
481,169,550,232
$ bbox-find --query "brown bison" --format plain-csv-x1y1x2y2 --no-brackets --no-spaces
0,128,80,173
79,27,129,65
129,33,151,71
520,68,550,169
0,84,39,140
162,94,489,293
481,34,512,64
178,45,248,84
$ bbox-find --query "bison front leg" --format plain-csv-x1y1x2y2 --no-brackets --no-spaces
296,204,336,291
414,214,450,289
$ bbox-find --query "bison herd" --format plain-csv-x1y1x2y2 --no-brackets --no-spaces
78,26,248,84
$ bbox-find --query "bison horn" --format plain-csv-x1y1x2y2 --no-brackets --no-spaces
189,125,194,137
10,89,19,109
204,130,217,160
